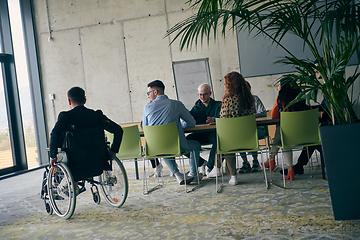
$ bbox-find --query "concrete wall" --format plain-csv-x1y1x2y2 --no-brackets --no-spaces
32,0,359,138
34,0,276,136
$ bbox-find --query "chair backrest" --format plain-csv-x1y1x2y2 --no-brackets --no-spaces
280,108,321,149
143,122,182,158
64,125,107,181
216,114,259,155
106,125,143,160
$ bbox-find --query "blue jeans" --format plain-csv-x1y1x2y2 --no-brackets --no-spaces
163,139,201,175
239,126,265,160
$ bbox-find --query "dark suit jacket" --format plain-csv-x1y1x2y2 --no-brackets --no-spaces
49,105,123,159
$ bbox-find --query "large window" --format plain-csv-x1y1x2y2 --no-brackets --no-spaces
0,67,13,170
0,0,47,177
8,0,38,169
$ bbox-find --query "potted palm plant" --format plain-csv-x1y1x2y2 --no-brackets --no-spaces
166,0,360,220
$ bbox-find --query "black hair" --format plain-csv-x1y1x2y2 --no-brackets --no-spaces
277,78,308,112
67,86,85,104
147,80,165,91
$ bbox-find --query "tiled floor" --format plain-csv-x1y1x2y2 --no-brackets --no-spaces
0,157,360,239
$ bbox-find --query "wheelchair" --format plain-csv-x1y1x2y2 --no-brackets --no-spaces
41,127,128,219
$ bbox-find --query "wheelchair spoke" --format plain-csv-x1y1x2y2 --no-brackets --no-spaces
47,163,76,219
99,156,128,208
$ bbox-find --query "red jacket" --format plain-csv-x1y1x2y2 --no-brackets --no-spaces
271,96,280,119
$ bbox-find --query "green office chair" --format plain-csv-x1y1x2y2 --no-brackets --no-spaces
143,122,201,193
258,110,273,162
258,124,278,179
272,108,322,188
107,125,162,194
261,125,271,152
216,115,269,193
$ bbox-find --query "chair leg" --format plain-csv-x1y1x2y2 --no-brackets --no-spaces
143,158,148,194
260,150,269,189
158,160,164,186
186,150,202,193
271,149,286,189
220,156,224,190
236,153,240,169
306,146,313,178
194,151,203,190
193,150,200,186
263,136,276,187
215,154,224,193
180,156,188,193
264,137,273,186
215,155,219,193
280,149,286,188
143,158,163,195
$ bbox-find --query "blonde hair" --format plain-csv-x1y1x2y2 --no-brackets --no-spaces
198,83,211,92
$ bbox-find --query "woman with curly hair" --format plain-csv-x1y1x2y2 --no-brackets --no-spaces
217,71,254,185
264,78,308,180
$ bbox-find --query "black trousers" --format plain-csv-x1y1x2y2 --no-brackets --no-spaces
296,145,324,166
150,158,160,168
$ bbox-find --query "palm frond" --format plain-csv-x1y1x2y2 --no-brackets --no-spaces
168,0,360,124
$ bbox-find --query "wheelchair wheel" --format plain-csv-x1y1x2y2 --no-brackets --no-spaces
99,155,128,208
93,191,101,204
91,184,101,204
41,169,53,215
47,162,77,219
44,199,53,215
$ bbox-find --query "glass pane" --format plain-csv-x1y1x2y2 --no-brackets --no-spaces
8,0,39,168
0,65,14,170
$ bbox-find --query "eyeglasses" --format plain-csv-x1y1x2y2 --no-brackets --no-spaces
199,92,210,97
147,90,155,96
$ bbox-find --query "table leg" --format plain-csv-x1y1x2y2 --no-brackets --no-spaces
134,158,139,180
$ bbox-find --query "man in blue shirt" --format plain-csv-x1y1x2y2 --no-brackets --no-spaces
142,80,202,185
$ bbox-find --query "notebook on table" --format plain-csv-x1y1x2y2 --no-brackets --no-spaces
190,110,207,125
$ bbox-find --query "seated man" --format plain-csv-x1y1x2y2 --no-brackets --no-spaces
142,80,202,185
238,81,266,173
186,83,221,176
49,87,123,190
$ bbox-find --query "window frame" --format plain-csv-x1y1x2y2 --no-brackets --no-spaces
0,0,48,178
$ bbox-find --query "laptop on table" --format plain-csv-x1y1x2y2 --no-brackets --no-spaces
190,110,207,125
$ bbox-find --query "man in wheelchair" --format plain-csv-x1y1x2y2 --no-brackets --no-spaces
49,86,123,194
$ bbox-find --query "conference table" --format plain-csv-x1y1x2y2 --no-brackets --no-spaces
132,116,279,179
182,116,279,133
138,116,279,136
